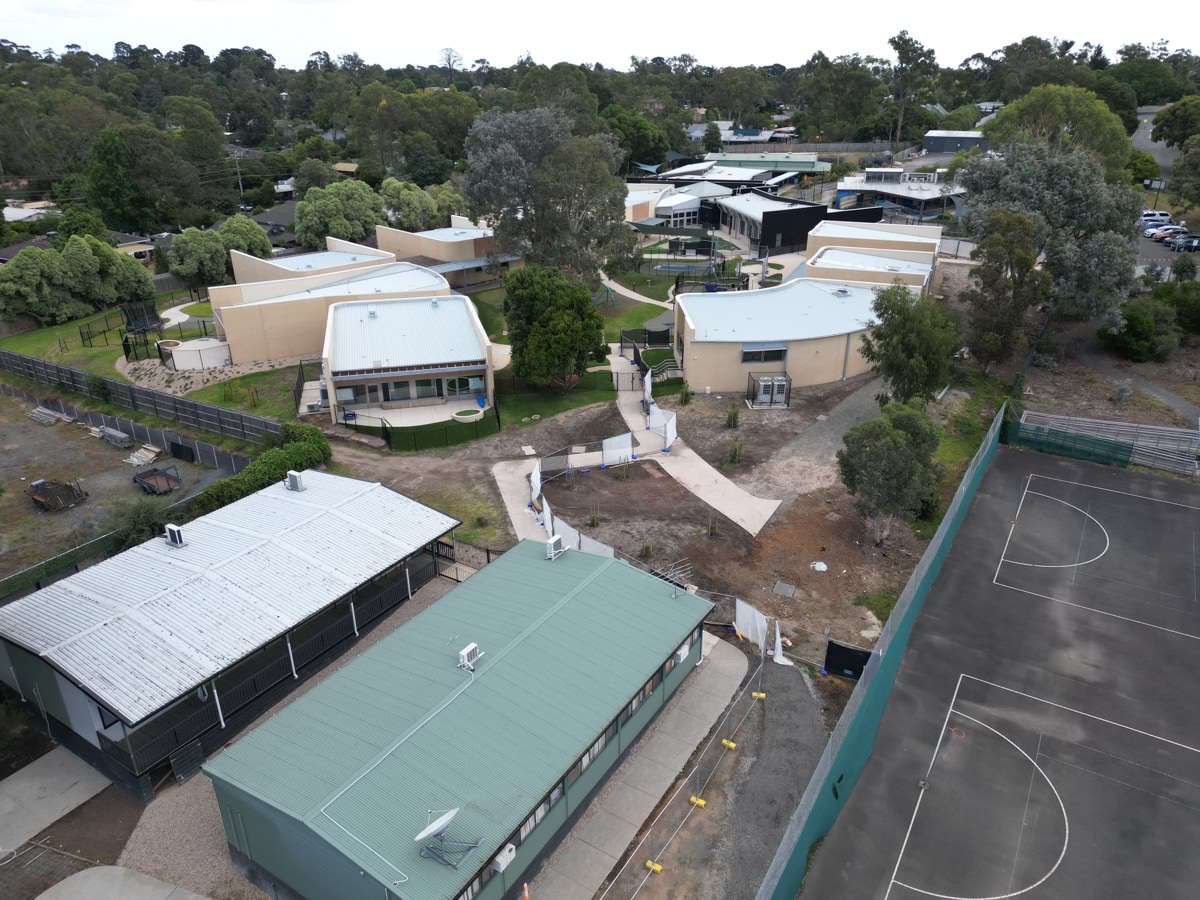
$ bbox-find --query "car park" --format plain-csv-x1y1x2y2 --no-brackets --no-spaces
1165,233,1199,248
1144,224,1176,237
1141,210,1173,225
1171,237,1200,253
1152,225,1189,241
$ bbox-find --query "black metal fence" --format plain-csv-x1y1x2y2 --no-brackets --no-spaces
293,358,323,411
78,311,128,347
337,402,502,452
0,348,283,444
746,372,792,408
123,320,216,362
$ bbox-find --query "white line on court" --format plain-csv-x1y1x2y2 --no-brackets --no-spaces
1193,532,1197,604
1029,474,1200,513
1036,752,1200,817
1009,733,1043,892
960,674,1200,757
891,711,1069,900
993,478,1031,585
1000,492,1110,569
991,578,1200,643
1071,502,1090,585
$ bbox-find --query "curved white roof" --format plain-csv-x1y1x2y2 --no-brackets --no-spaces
808,247,933,279
243,263,449,307
678,278,886,343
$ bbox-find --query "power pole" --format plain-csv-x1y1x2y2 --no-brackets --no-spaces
234,159,245,208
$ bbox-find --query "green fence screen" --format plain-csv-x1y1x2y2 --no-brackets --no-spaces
1012,423,1134,467
756,405,1006,900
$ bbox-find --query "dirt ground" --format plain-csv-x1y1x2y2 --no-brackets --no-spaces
0,394,210,578
0,693,55,777
1125,336,1200,412
117,353,307,395
33,784,145,864
1023,359,1190,426
654,376,869,477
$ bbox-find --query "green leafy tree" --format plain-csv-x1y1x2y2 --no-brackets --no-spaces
1152,96,1200,148
218,214,272,258
708,66,767,126
52,207,110,250
294,158,337,195
84,127,149,234
379,178,436,230
426,182,467,226
1099,295,1181,361
888,31,938,144
0,248,84,324
355,156,386,190
959,143,1141,318
962,210,1052,372
1108,56,1184,104
110,496,172,550
983,84,1132,178
859,284,959,405
1170,134,1200,212
837,403,940,544
1162,281,1200,333
516,63,602,134
294,180,385,248
504,266,605,391
161,96,226,167
60,235,103,304
393,88,481,158
601,105,669,168
1173,254,1197,284
400,131,452,187
169,227,228,291
703,121,723,153
1094,74,1139,134
1125,148,1160,185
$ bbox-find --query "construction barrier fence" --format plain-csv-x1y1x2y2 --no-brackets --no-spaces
755,404,1005,900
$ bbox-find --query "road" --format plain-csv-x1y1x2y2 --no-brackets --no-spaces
1133,105,1179,184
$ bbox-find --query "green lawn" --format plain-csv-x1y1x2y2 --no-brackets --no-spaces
415,488,510,546
613,271,678,304
599,295,668,342
0,309,130,381
640,348,676,370
180,301,213,318
852,591,899,624
184,365,301,421
494,369,616,427
468,288,510,345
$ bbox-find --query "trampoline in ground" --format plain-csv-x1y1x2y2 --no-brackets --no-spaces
801,446,1200,899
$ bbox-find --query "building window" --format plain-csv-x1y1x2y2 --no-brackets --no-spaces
456,874,482,900
664,655,675,676
414,378,442,399
96,704,120,730
741,348,786,364
384,381,410,401
446,377,471,396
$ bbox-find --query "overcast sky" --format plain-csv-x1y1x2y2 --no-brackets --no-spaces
6,0,1198,72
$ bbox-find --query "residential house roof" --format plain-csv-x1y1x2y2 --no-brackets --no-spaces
203,540,711,900
252,201,297,228
327,295,487,374
0,472,459,725
924,130,983,139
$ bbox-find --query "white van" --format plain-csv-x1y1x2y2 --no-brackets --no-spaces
1141,210,1173,224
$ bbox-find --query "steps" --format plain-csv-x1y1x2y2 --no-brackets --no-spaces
168,739,205,784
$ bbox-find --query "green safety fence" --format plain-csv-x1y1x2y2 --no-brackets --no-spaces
1012,423,1134,468
756,404,1006,900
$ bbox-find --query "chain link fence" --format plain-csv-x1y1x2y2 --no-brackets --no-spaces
599,657,766,900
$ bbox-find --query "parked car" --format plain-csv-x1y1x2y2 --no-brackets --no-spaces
1152,225,1189,241
1141,210,1173,225
1165,233,1200,248
1171,237,1200,253
1144,223,1176,237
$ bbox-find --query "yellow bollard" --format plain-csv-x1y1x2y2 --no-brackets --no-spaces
752,691,766,700
645,860,663,873
721,738,737,750
689,795,706,808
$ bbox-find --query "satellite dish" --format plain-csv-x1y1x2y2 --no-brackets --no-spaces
415,808,459,843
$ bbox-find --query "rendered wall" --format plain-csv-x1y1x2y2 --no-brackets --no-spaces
230,242,392,285
376,225,494,263
806,232,940,255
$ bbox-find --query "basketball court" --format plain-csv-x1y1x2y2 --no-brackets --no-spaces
801,447,1200,899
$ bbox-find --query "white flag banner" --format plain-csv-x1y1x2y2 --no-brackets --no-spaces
541,498,554,538
735,598,770,651
773,619,794,666
529,460,542,503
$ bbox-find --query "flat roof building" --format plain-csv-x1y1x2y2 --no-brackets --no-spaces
922,130,986,154
803,246,935,291
321,295,495,426
674,278,890,398
805,220,943,255
702,151,831,174
0,471,459,795
835,168,965,218
376,219,521,290
204,540,712,900
230,237,394,285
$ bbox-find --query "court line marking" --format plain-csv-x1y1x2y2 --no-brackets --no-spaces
1193,532,1197,604
1037,752,1200,817
960,674,1200,757
1070,502,1089,584
1010,733,1043,892
1000,492,1110,569
1050,735,1200,793
991,578,1200,643
891,711,1069,900
1069,565,1196,605
1028,473,1200,513
993,478,1031,585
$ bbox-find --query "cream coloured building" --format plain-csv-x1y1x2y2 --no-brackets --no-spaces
229,237,393,284
211,262,451,364
375,218,521,289
673,278,888,396
805,220,942,255
321,295,494,426
803,246,935,293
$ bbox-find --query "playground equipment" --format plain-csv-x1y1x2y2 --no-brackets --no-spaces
591,283,617,308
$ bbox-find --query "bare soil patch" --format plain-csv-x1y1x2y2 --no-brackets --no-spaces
1128,337,1200,412
33,784,144,864
655,375,870,477
117,353,308,396
0,394,210,578
1023,360,1189,427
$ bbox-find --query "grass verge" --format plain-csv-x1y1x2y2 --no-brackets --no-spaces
852,591,899,624
416,488,511,546
468,288,510,345
495,372,616,427
599,294,668,341
184,365,301,421
179,301,213,318
613,271,677,303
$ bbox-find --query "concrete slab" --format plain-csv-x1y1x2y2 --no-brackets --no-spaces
616,754,678,796
602,780,659,826
37,866,208,900
656,708,717,747
638,732,696,771
0,746,110,850
573,808,643,859
550,833,619,886
527,867,593,900
491,459,544,542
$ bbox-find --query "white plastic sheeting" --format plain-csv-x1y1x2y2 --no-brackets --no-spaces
555,517,583,553
530,460,542,504
648,409,678,451
773,620,795,666
735,598,770,651
643,371,654,405
580,534,615,557
541,498,554,537
602,432,634,467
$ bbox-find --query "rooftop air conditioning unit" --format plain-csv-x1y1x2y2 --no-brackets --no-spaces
492,843,516,873
164,524,185,547
286,470,305,492
675,646,689,665
545,534,564,560
458,642,481,671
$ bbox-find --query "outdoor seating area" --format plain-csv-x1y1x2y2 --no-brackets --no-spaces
344,395,490,428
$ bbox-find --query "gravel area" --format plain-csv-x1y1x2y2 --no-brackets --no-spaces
117,576,458,900
116,354,308,396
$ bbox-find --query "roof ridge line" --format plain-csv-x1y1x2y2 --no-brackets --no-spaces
307,551,618,824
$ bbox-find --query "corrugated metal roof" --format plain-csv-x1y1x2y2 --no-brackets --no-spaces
242,263,449,307
714,192,806,225
808,247,934,277
328,296,487,373
679,278,882,342
417,227,493,242
203,541,712,900
924,130,984,139
0,472,458,724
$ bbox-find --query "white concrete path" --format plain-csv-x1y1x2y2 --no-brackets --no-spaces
159,303,192,326
600,275,673,309
530,634,748,900
38,866,209,900
0,746,110,851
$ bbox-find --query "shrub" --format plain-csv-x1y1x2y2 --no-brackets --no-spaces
84,373,111,402
725,402,740,429
679,380,691,406
728,437,743,464
1099,296,1181,362
188,427,333,516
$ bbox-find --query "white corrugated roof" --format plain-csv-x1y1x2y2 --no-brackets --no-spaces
416,226,493,241
678,278,884,343
808,247,933,278
329,295,487,373
808,220,943,245
714,192,805,224
925,130,984,139
241,263,448,307
0,472,458,724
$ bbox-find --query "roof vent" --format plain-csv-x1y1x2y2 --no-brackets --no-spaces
833,288,851,297
886,266,901,272
164,524,185,547
458,642,483,671
305,263,313,269
431,298,439,308
368,304,377,318
286,470,305,491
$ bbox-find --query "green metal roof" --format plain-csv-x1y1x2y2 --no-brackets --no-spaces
204,541,711,900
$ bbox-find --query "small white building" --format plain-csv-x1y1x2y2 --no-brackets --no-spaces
803,246,935,293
